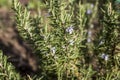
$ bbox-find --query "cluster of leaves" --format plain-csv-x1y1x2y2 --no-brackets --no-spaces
0,0,120,80
0,50,22,80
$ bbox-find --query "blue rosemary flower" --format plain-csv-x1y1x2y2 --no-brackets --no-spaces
101,53,109,61
51,47,56,56
87,9,92,14
66,26,74,34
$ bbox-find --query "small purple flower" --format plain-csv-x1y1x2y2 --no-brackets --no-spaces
51,47,56,56
101,53,109,61
69,39,74,45
66,26,74,34
104,55,109,61
87,9,92,14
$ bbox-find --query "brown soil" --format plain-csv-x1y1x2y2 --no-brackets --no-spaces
0,27,38,75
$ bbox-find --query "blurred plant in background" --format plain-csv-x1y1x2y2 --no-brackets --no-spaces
0,0,120,80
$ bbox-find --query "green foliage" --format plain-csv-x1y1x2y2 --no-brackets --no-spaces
0,0,120,80
0,50,22,80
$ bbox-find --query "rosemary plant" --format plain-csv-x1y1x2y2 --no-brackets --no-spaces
0,0,120,80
